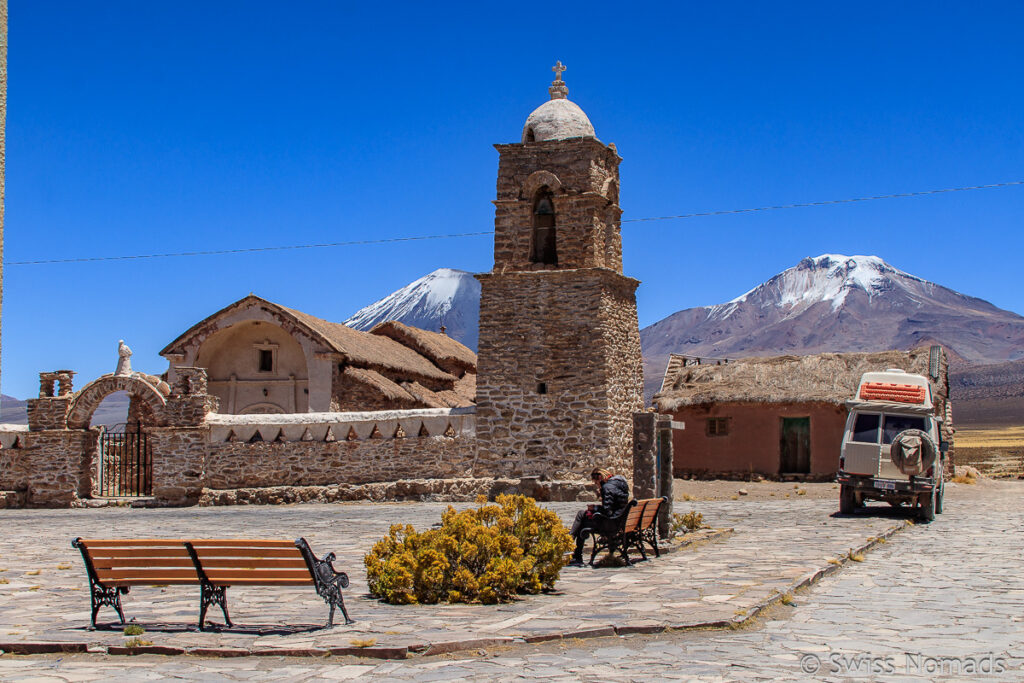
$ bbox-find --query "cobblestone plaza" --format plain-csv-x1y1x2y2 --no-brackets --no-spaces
0,481,1021,679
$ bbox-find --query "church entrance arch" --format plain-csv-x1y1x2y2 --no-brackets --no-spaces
67,374,168,430
67,374,168,498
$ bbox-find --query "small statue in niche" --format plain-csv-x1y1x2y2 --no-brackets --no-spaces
115,339,133,376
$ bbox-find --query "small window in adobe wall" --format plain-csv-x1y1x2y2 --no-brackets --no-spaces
706,417,730,437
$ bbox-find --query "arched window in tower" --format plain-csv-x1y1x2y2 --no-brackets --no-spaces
531,189,557,265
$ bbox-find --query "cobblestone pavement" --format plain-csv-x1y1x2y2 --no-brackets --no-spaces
1,480,1021,680
0,492,901,651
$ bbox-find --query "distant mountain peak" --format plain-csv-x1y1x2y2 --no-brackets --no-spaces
641,253,1024,401
723,254,929,316
345,268,481,350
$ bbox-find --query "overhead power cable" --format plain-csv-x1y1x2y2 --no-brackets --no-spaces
5,179,1021,266
619,179,1024,223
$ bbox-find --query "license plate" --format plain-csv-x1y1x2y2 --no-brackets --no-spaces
874,481,897,490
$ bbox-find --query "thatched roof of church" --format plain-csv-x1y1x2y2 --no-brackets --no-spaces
654,347,947,412
369,321,477,375
341,367,419,405
280,305,455,383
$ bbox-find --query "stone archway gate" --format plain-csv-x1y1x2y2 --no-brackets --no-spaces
67,373,169,497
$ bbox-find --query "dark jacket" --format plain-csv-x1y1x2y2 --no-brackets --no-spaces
595,475,630,520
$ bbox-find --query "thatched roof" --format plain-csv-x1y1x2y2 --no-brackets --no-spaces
280,304,454,383
342,367,418,405
369,321,477,375
398,381,450,409
654,347,947,412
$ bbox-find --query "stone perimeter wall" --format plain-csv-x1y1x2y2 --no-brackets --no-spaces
0,428,98,507
0,405,484,507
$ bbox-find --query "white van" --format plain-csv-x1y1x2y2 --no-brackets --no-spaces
837,369,948,522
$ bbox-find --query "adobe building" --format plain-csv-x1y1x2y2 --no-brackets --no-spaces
474,62,645,479
159,295,476,414
653,347,951,480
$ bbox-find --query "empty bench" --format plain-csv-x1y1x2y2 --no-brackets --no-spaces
72,537,353,630
586,496,668,566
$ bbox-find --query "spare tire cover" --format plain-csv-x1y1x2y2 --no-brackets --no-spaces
890,429,937,476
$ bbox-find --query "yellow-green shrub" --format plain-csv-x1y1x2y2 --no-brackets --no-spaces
364,494,573,604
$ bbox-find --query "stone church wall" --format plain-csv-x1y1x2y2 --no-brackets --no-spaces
0,427,98,507
0,405,481,507
199,408,477,495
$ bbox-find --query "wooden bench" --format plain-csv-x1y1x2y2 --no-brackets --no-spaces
72,537,353,630
625,496,668,561
585,496,668,566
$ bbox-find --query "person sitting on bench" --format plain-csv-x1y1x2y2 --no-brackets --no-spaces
568,467,631,567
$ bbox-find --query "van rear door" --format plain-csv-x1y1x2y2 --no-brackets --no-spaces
843,412,881,475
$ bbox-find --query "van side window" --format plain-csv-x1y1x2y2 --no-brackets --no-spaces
882,415,926,444
851,414,880,443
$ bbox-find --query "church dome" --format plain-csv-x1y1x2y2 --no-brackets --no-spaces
522,99,596,143
521,61,596,143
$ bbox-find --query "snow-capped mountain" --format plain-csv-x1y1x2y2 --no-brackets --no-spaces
640,254,1024,400
345,268,481,350
343,257,1023,421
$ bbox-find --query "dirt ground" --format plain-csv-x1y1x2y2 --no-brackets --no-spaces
672,478,839,501
672,473,1006,503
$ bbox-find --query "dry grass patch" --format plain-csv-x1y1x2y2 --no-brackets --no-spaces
780,593,794,606
672,510,706,533
847,549,865,562
125,638,154,648
56,563,73,570
955,426,1024,448
827,558,841,566
24,570,41,576
349,638,378,648
0,577,9,585
952,474,977,485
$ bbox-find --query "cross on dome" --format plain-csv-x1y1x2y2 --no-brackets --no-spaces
548,60,569,100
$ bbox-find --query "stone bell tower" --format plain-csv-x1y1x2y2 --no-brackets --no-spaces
475,63,644,481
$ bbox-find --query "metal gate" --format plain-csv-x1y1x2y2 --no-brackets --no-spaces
99,422,153,497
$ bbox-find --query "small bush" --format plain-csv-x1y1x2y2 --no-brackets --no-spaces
124,637,153,648
952,474,977,485
349,638,377,648
123,624,145,636
364,494,573,605
780,593,794,606
671,510,705,534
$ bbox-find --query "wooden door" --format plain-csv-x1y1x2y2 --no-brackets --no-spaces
780,417,811,474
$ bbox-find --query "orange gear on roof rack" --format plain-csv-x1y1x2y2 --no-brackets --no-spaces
859,382,926,404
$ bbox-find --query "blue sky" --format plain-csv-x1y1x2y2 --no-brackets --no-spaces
3,1,1023,398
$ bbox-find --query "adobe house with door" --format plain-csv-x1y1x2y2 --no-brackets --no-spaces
652,347,951,480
